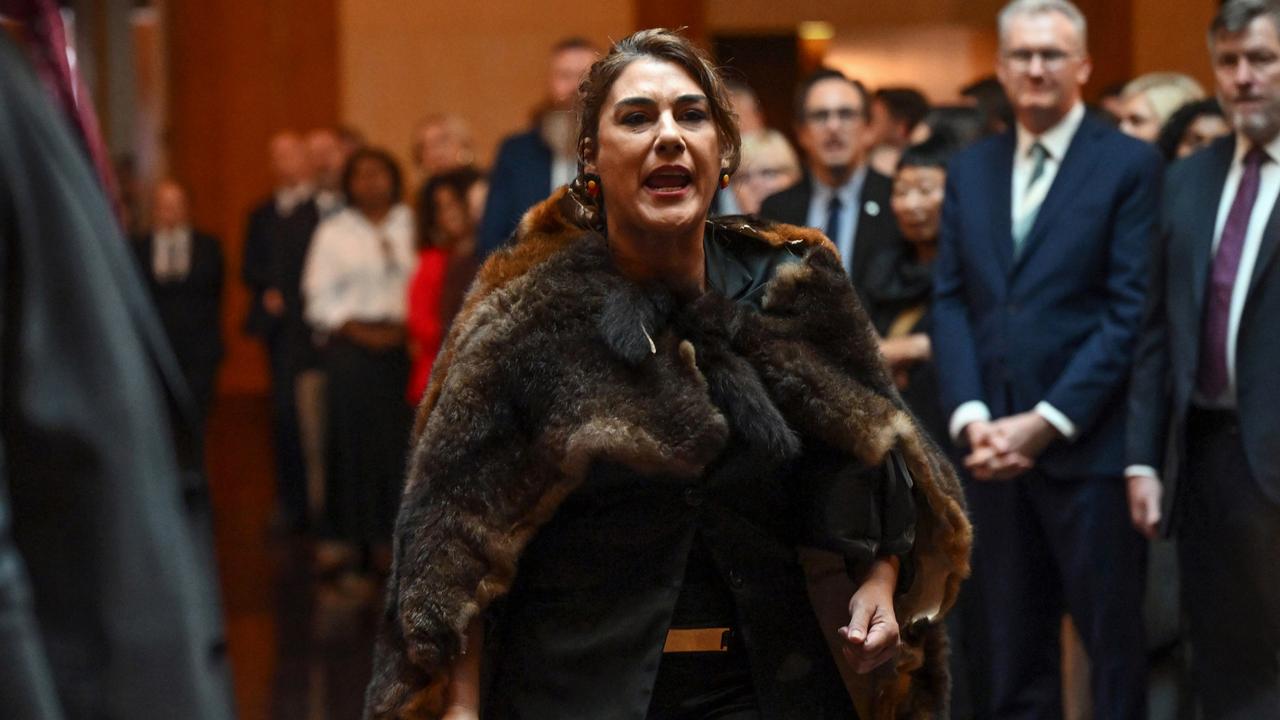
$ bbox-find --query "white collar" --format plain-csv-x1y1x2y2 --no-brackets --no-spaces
811,165,867,207
1016,102,1085,161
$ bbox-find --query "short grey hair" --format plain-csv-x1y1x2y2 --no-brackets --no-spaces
1210,0,1280,46
998,0,1089,53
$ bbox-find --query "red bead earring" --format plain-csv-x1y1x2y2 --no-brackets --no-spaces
720,173,731,189
586,179,599,198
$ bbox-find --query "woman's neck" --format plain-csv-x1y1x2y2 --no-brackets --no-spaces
913,240,938,264
361,203,392,224
607,221,706,300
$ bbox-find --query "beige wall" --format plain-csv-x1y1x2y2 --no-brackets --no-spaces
1131,0,1216,92
338,0,633,173
825,25,998,103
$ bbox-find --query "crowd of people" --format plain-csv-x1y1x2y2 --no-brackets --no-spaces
100,0,1280,717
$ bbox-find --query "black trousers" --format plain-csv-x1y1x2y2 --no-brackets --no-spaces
647,643,760,720
1180,407,1280,719
965,470,1147,719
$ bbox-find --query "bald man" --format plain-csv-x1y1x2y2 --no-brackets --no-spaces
132,180,225,423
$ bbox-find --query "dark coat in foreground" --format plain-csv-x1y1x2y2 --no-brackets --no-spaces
366,187,972,719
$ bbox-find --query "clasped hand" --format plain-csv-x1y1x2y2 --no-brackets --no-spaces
963,412,1057,481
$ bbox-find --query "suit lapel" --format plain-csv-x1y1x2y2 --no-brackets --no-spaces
989,132,1016,278
851,171,887,282
1013,117,1104,273
1191,138,1236,317
1248,177,1280,298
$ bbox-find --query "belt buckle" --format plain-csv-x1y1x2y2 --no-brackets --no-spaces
662,627,732,653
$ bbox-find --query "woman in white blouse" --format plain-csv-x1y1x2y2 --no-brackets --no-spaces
302,147,417,576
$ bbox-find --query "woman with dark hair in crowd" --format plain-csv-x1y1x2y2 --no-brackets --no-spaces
302,147,416,579
365,29,970,720
869,135,954,446
406,166,485,402
1155,97,1231,161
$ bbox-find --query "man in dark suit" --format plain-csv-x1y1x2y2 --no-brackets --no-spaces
0,30,231,719
931,1,1161,717
758,68,902,320
1127,1,1280,715
243,131,322,531
477,37,597,258
133,180,225,423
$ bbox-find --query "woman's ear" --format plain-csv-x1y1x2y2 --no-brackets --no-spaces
579,136,598,175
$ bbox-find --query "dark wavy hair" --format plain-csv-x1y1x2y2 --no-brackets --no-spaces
341,146,404,210
1155,98,1225,162
576,28,742,175
415,166,484,250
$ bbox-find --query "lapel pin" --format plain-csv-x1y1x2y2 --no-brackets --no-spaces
865,200,880,216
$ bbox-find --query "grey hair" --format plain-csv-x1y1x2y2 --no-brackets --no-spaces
998,0,1089,52
1209,0,1280,46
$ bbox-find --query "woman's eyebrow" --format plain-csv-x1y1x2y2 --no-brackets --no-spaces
613,94,708,110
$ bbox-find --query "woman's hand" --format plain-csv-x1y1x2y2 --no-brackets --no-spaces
839,557,900,674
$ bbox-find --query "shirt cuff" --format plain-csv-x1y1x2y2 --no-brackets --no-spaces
1124,465,1160,480
1034,401,1077,440
949,401,992,445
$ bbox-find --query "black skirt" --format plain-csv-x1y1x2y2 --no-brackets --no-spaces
322,337,411,543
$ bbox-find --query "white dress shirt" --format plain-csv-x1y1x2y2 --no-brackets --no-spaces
948,103,1086,444
152,226,193,282
1126,130,1280,480
275,183,314,216
551,155,577,191
805,166,867,275
302,204,417,333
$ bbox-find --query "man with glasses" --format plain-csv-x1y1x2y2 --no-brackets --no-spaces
760,68,902,318
1128,1,1280,715
931,1,1160,717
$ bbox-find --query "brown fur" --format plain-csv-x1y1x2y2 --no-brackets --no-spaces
366,188,971,719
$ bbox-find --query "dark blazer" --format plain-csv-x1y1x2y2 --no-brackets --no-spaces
758,169,902,314
476,127,553,258
133,231,225,416
242,196,321,369
932,114,1161,478
0,36,231,719
1128,135,1280,516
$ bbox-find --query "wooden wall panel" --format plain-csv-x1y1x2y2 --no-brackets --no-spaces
166,0,339,395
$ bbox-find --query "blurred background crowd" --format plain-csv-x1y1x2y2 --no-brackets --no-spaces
1,0,1275,719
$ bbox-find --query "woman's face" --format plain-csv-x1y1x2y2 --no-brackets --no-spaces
350,157,395,212
890,165,945,246
1177,114,1232,158
432,185,471,242
1118,92,1161,143
733,147,798,216
586,58,723,241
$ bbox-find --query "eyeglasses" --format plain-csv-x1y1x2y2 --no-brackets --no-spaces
803,107,861,126
1001,48,1076,71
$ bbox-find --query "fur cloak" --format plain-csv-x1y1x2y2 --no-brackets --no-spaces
366,187,972,719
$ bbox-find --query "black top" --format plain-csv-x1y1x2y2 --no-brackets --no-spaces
481,224,914,720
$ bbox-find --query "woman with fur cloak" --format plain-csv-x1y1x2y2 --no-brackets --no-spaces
366,29,971,720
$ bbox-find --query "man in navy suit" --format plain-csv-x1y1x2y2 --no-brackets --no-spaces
1127,1,1280,715
931,1,1160,717
477,37,597,258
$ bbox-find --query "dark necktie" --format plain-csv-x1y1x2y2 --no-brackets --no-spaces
825,195,845,271
1197,145,1266,398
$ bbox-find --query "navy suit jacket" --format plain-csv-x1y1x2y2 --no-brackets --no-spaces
1127,135,1280,518
932,114,1161,478
477,128,552,258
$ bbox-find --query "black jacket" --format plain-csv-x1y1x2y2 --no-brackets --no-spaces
758,169,903,316
0,35,232,720
132,230,225,416
1128,134,1280,521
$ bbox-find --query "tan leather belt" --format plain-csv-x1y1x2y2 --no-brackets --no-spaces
663,627,732,653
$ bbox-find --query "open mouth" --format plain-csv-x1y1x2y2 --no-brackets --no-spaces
644,166,693,196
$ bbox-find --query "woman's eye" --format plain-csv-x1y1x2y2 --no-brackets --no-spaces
680,109,708,122
622,112,649,126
